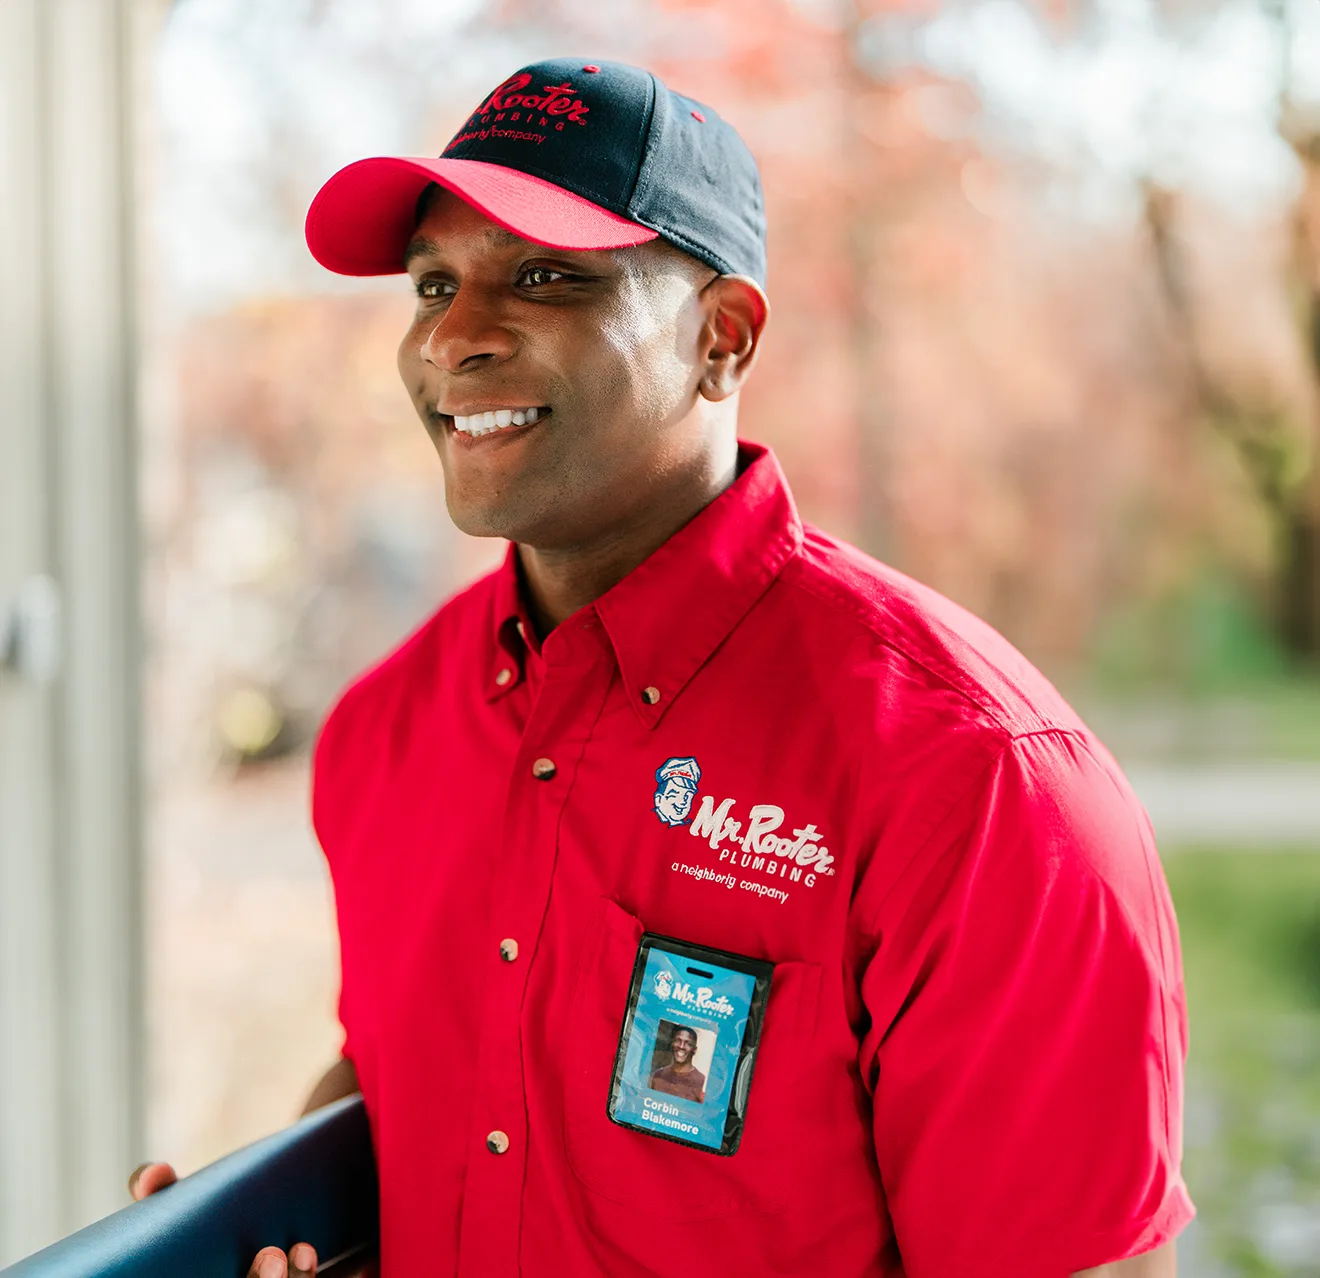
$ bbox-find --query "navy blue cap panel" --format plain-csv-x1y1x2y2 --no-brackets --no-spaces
441,59,654,214
629,84,767,285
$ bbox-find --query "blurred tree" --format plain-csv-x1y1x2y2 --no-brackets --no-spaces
845,0,896,562
1139,0,1320,665
1278,116,1320,659
1144,178,1318,664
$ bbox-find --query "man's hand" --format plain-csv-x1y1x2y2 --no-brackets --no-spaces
128,1162,318,1276
128,1160,319,1276
125,1161,176,1199
126,1056,359,1277
244,1244,318,1278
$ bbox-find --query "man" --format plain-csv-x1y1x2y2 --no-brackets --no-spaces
649,1025,706,1103
134,58,1192,1277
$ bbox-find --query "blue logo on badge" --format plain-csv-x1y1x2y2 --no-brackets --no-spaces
653,756,702,826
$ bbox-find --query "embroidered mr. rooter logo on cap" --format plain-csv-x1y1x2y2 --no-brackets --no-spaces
444,72,592,152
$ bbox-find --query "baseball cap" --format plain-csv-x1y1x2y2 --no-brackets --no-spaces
304,58,766,284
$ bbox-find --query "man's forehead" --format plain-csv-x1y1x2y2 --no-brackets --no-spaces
403,217,531,268
401,226,630,274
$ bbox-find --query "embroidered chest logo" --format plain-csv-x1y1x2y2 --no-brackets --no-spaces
654,756,702,826
654,756,837,903
445,73,591,153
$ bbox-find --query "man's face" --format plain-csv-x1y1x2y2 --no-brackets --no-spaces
399,191,715,547
671,1030,696,1065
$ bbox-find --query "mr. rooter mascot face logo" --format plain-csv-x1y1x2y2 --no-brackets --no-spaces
653,757,702,826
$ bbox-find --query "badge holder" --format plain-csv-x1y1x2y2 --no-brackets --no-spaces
606,932,773,1156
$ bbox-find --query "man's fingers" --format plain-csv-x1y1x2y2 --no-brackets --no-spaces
127,1162,177,1200
247,1244,316,1278
248,1247,288,1278
290,1242,317,1275
129,1169,315,1276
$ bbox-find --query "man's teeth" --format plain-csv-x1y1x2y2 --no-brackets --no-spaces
452,406,541,435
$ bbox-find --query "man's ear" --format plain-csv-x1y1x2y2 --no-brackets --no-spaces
698,275,769,402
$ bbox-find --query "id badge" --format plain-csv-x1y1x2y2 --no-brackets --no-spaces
606,933,773,1156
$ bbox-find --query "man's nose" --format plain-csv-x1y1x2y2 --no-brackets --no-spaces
419,286,517,373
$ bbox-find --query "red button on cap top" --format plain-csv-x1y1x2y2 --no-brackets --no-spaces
583,65,600,72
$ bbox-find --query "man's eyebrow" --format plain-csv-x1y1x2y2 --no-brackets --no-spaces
403,226,539,270
484,225,525,248
403,235,442,268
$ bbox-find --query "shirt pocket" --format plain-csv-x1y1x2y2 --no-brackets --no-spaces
562,896,821,1222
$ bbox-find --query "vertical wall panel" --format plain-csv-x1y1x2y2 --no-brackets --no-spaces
0,0,144,1261
48,0,146,1235
0,0,70,1259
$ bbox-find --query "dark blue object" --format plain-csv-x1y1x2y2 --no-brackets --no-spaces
1,1096,378,1278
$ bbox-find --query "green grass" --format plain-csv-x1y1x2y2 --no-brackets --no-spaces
1166,849,1320,1275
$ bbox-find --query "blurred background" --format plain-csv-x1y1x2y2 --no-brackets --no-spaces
2,0,1320,1271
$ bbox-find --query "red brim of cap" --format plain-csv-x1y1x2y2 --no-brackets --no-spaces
305,156,659,276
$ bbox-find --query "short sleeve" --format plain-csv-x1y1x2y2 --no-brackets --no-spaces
860,730,1194,1276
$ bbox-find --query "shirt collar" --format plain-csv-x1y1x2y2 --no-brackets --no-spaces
488,442,803,726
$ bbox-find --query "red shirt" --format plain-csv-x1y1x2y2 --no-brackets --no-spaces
313,443,1193,1277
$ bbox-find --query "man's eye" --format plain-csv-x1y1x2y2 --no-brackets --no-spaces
518,267,567,287
415,279,455,300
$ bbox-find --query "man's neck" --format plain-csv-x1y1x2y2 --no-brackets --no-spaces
517,446,739,636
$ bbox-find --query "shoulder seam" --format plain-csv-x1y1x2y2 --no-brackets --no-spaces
861,727,1092,942
1009,726,1087,747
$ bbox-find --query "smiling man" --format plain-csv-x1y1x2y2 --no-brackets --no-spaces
135,57,1192,1278
650,1025,706,1104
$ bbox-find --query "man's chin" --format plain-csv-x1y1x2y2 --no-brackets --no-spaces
443,490,536,543
446,505,517,541
444,490,589,549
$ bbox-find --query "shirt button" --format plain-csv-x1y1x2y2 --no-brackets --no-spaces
531,757,557,780
486,1130,510,1155
499,937,519,962
642,685,661,705
494,667,512,686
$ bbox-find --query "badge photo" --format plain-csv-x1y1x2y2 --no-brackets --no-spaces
606,933,773,1156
